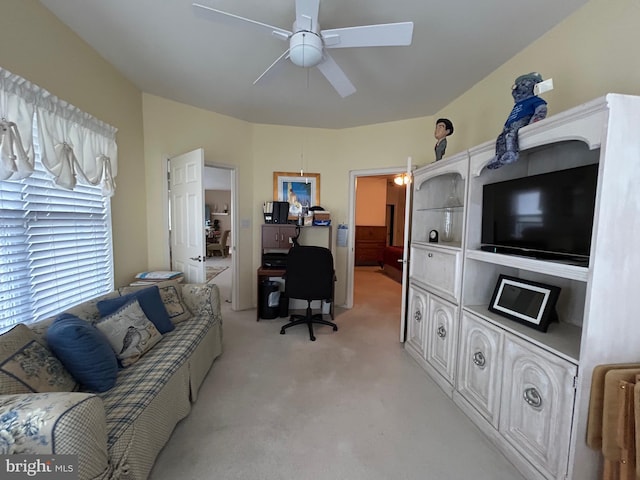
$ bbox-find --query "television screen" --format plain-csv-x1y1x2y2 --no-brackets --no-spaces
481,164,598,265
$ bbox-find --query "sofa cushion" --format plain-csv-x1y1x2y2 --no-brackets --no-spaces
119,280,191,324
47,314,119,393
95,299,162,367
0,324,77,394
97,286,175,334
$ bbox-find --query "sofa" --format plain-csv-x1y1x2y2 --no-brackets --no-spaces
0,280,223,480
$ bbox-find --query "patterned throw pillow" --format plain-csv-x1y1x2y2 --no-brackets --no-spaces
97,286,174,334
120,279,191,324
0,324,77,394
95,299,162,367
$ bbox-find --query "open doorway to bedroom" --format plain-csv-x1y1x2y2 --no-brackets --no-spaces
347,168,408,335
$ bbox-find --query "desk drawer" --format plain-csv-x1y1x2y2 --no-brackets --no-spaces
410,245,460,302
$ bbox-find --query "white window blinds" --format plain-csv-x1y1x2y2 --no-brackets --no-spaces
0,118,113,332
0,154,113,330
0,66,116,332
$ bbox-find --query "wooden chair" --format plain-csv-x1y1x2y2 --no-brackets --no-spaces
207,230,230,257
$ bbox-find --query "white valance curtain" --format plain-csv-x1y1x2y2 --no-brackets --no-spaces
0,67,117,196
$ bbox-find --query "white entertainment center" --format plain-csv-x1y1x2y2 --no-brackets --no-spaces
404,94,640,480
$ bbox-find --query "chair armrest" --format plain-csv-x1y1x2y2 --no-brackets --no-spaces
181,283,222,322
0,392,109,479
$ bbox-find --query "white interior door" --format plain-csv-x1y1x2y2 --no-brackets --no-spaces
399,156,413,342
169,149,205,283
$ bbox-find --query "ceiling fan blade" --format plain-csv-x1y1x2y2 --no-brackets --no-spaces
295,0,320,32
316,53,356,98
192,2,291,40
322,21,414,48
253,49,291,85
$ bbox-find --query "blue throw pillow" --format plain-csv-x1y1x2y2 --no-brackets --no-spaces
97,286,175,334
46,314,119,393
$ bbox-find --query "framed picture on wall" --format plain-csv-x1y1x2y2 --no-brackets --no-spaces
273,172,320,217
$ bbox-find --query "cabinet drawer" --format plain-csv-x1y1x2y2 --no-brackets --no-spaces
457,312,503,428
410,246,460,301
500,336,576,480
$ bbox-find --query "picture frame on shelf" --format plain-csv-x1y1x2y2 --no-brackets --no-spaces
273,172,320,218
488,274,560,332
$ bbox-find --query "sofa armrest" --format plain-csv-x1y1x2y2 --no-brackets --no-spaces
0,392,109,479
181,283,222,323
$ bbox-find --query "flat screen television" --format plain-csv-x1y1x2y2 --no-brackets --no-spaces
481,163,598,266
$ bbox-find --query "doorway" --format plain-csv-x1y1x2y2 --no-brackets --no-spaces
346,167,409,336
203,165,236,306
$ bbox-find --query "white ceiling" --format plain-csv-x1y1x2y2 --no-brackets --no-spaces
39,0,588,129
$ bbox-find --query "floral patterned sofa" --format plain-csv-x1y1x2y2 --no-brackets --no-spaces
0,281,223,480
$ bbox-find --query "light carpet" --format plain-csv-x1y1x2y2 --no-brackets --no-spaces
150,267,524,480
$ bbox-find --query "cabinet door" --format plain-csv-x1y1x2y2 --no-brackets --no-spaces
278,225,297,248
410,246,460,302
425,295,458,384
407,285,428,356
262,225,281,249
500,337,576,480
457,313,503,428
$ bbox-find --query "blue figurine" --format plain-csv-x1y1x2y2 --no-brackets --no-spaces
487,72,547,170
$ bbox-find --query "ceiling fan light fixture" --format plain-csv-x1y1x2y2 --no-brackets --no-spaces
289,31,323,67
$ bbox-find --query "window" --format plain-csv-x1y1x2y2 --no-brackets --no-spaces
0,152,113,332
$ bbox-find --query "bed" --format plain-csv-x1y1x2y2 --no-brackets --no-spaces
381,245,404,283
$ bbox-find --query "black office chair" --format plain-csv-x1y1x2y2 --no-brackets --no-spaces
280,245,338,341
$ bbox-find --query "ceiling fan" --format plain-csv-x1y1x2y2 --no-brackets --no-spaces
192,0,414,97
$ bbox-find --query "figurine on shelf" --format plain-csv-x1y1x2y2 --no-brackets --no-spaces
487,72,548,170
434,118,454,161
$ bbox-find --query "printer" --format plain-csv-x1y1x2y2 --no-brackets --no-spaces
262,252,288,269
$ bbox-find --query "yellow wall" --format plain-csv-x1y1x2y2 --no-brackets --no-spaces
141,94,254,305
0,0,146,288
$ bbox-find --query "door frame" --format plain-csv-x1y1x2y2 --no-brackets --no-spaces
204,162,239,311
345,166,407,309
163,156,239,311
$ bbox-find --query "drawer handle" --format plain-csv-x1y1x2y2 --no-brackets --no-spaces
437,325,446,338
523,387,543,408
428,253,433,258
472,351,486,368
414,310,422,322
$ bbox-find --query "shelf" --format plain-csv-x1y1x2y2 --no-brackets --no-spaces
212,212,229,216
415,205,464,212
412,240,462,251
464,305,581,364
465,249,589,282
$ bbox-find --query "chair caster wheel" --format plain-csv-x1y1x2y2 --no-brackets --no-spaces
333,326,338,331
280,329,285,335
310,336,316,341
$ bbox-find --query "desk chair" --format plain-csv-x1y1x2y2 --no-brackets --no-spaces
280,245,337,341
207,229,230,257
